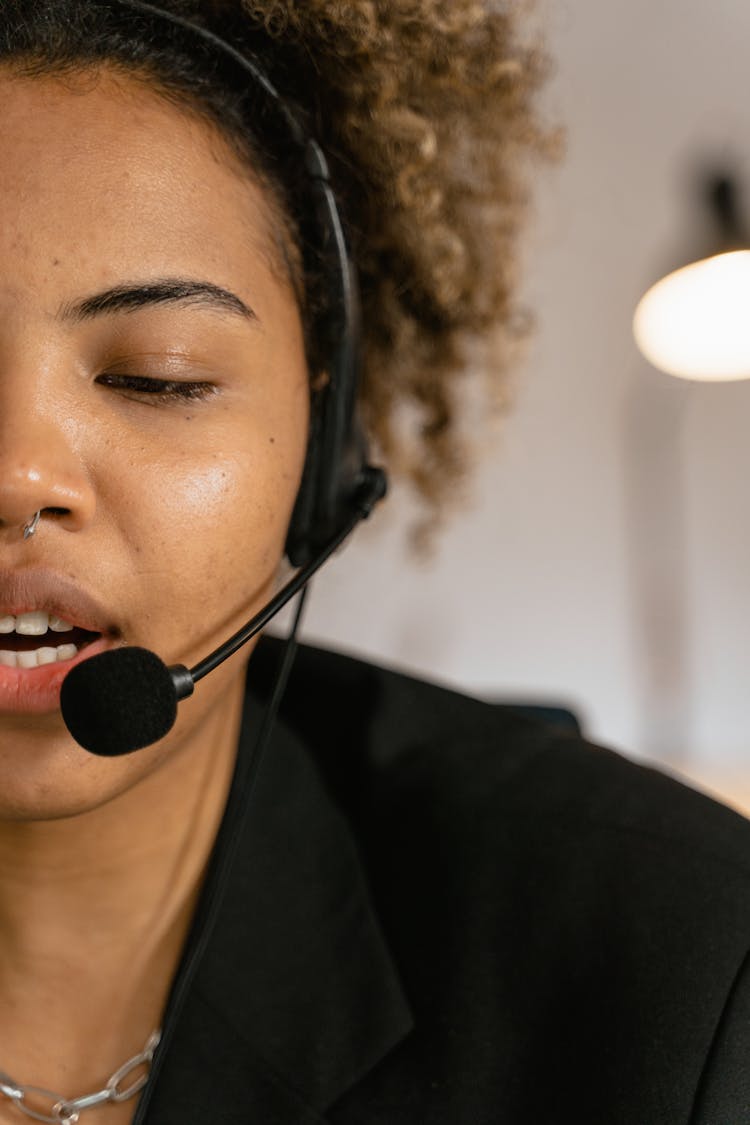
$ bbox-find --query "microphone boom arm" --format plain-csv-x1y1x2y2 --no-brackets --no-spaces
169,467,386,701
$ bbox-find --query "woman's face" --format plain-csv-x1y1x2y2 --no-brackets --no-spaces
0,68,309,818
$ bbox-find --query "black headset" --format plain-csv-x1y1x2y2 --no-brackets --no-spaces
59,0,388,756
111,0,387,567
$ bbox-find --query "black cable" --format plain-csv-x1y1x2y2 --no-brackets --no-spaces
131,587,309,1124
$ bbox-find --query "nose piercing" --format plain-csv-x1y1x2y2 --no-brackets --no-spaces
22,511,42,540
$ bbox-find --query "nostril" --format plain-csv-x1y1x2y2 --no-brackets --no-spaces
0,506,74,533
0,508,71,534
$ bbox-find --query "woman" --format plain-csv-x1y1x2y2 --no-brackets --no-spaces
0,3,748,1124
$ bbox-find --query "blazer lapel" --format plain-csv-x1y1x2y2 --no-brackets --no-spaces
137,988,330,1124
136,673,413,1124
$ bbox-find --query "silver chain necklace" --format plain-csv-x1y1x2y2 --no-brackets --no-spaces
0,1029,161,1124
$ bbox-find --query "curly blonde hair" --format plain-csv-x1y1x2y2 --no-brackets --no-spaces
230,0,561,532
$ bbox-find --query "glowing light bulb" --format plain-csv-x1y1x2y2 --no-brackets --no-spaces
633,249,750,381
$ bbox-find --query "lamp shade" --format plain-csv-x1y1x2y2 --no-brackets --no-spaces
633,249,750,381
633,171,750,382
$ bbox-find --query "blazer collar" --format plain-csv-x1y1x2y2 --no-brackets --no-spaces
136,661,413,1123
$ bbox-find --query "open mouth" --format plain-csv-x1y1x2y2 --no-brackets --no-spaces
0,613,102,669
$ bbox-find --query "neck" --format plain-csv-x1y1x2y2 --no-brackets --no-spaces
0,672,246,1091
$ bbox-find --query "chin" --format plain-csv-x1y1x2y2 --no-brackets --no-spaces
0,736,157,823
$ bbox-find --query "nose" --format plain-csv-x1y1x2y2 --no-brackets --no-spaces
0,406,96,538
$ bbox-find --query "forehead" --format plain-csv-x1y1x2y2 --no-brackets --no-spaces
0,67,284,314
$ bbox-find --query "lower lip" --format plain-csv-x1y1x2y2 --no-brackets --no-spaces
0,635,113,714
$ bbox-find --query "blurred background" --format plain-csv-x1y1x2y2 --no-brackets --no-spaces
288,0,750,815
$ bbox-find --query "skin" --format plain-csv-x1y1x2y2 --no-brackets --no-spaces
0,68,309,1119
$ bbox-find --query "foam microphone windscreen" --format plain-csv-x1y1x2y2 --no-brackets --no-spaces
60,647,179,756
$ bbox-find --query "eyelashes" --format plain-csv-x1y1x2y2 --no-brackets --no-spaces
95,373,218,405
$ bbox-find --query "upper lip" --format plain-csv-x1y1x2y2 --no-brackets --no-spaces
0,568,116,635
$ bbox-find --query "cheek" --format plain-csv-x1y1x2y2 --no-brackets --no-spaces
100,390,308,641
158,449,289,571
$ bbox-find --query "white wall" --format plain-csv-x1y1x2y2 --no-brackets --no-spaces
291,0,750,788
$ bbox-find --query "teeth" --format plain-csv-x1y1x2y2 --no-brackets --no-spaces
49,616,75,633
0,644,79,669
0,613,76,635
16,611,49,636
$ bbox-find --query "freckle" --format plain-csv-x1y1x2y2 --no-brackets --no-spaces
52,258,60,266
269,437,276,444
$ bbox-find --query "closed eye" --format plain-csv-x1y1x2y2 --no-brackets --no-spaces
95,373,217,404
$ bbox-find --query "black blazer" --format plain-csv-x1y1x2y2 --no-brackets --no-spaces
132,637,750,1124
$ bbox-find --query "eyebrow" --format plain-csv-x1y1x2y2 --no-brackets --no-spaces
58,278,258,324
